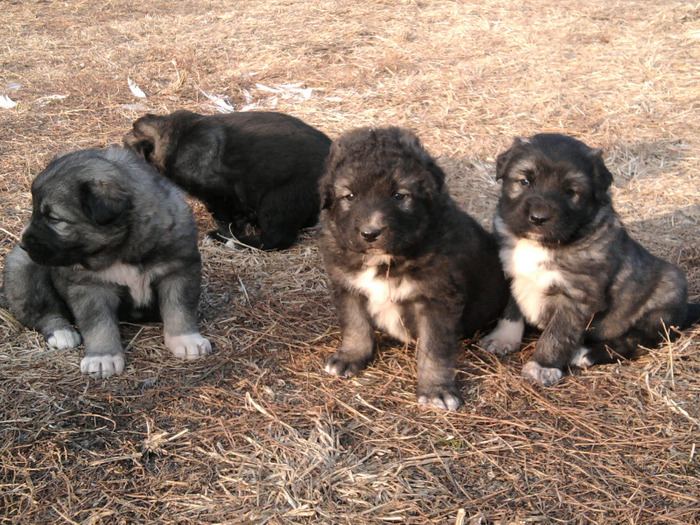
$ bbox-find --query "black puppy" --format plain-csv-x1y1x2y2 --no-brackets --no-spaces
124,110,331,250
482,133,698,384
319,127,508,410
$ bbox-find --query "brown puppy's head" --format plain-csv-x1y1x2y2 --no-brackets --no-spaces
495,133,613,245
123,113,174,172
320,127,447,257
20,149,133,268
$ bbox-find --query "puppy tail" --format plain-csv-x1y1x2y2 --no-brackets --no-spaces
681,303,700,329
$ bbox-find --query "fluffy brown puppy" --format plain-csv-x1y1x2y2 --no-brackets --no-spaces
124,110,331,250
319,127,508,410
481,133,699,385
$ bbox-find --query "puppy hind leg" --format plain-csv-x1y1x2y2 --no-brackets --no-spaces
586,292,690,367
3,246,80,348
207,217,252,247
255,187,317,250
582,325,666,367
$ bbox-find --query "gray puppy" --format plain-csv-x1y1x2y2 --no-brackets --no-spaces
319,127,508,410
2,147,211,378
482,134,698,384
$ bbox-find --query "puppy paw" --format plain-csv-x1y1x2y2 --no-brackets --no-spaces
570,347,593,367
324,352,370,378
47,328,81,349
80,354,125,378
481,318,524,356
417,386,462,411
522,360,563,385
165,333,212,360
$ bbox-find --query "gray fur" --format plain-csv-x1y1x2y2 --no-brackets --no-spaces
2,147,211,378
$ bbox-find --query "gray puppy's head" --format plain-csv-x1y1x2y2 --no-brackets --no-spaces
495,133,614,245
21,148,135,268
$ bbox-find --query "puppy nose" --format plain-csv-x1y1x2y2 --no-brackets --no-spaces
529,212,550,226
361,227,383,243
18,227,29,250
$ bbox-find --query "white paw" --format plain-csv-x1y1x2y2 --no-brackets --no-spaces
165,333,212,360
417,386,462,411
522,360,563,385
47,328,82,349
80,354,125,378
481,318,524,356
224,239,239,249
570,347,593,367
418,393,462,411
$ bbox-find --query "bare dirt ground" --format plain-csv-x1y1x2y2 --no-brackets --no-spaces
1,1,699,523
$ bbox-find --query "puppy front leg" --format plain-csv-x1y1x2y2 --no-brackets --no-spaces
157,266,211,360
524,307,589,385
481,294,525,355
415,303,462,411
3,247,80,349
68,286,125,378
325,288,375,377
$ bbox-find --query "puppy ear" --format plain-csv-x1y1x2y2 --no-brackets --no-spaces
588,148,613,199
424,160,446,191
495,150,510,180
80,179,132,226
123,114,163,166
320,179,334,210
320,141,343,209
495,137,528,180
395,128,446,191
325,139,344,172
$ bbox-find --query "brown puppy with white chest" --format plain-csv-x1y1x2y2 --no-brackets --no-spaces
482,133,698,384
319,127,508,410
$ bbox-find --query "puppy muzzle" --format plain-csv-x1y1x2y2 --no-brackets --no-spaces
525,198,556,228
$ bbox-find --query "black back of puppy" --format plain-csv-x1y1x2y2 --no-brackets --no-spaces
125,110,332,250
319,127,508,410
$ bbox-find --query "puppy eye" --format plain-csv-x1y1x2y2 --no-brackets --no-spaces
343,193,355,201
46,215,70,232
518,179,531,187
392,192,409,201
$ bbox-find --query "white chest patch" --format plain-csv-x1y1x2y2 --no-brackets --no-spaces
93,263,164,307
346,266,417,343
501,239,567,328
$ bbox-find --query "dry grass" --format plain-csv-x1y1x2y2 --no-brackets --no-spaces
1,1,699,523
